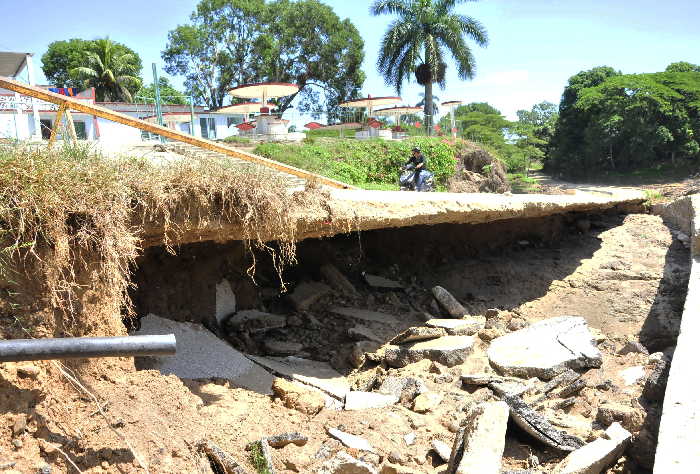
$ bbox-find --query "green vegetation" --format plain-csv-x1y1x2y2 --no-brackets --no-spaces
162,0,365,117
42,37,143,101
254,137,457,188
371,0,488,132
249,442,272,474
223,135,252,145
136,77,189,105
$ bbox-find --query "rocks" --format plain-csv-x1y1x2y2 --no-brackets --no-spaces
17,365,40,379
403,432,416,446
431,439,451,463
377,376,428,404
271,378,325,415
215,279,237,326
412,392,443,413
643,357,670,401
507,318,528,332
384,335,475,368
484,308,499,319
425,317,485,335
344,392,398,411
327,428,376,453
12,414,27,437
618,366,646,386
618,341,649,356
539,369,581,395
249,355,350,399
349,341,381,368
478,328,505,341
265,432,308,449
288,281,331,310
487,316,602,380
380,463,419,474
390,326,447,344
227,309,286,333
557,379,586,398
321,264,359,297
264,340,304,356
501,394,585,451
431,286,467,318
595,403,644,433
135,314,275,394
553,422,631,474
363,273,403,289
448,401,510,474
461,373,525,387
319,452,378,474
331,307,399,324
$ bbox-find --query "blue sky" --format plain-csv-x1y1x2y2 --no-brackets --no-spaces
2,0,699,120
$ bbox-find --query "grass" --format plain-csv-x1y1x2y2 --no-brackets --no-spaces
249,442,272,474
644,189,665,203
222,135,252,145
508,172,542,194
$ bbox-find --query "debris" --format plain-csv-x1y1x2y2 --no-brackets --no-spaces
448,401,509,474
478,328,505,341
487,316,602,379
249,355,350,399
363,273,403,289
265,432,308,449
348,325,384,343
412,392,443,413
403,432,416,446
345,391,398,411
461,373,525,387
321,264,359,297
595,403,644,432
12,414,27,437
319,451,378,474
390,326,447,344
431,439,451,463
227,309,287,333
197,439,249,474
384,335,475,368
350,341,381,368
501,394,585,451
538,369,581,396
425,317,485,335
431,286,467,318
488,377,539,398
618,341,649,356
330,307,399,324
288,281,331,311
216,279,237,326
377,376,429,404
553,422,631,474
380,463,419,474
557,379,587,398
327,428,376,453
484,308,500,319
643,357,669,401
271,378,325,415
135,314,274,394
17,364,40,378
619,366,646,386
264,340,304,356
507,317,528,332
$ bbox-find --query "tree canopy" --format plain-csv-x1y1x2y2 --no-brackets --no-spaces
41,38,142,93
162,0,365,116
135,77,189,105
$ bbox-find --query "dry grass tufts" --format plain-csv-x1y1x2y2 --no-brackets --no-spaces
0,143,322,337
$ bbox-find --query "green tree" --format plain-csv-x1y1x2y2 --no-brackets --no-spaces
666,61,700,73
135,77,189,105
516,101,558,158
69,38,142,101
371,0,488,133
42,38,142,91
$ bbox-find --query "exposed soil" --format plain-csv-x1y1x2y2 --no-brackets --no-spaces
0,211,688,473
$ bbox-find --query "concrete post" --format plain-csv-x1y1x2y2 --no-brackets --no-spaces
24,54,42,141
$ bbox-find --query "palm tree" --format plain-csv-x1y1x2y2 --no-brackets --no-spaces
416,92,440,116
371,0,488,133
70,38,142,102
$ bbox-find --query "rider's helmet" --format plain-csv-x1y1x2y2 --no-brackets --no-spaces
411,147,420,154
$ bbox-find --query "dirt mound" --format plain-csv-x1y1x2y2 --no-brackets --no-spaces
448,141,511,193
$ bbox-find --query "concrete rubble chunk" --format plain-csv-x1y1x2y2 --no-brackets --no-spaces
487,316,602,380
331,307,398,324
135,314,274,394
288,281,331,311
595,403,644,432
538,369,581,395
380,463,420,474
553,422,631,474
319,451,378,474
643,357,669,402
265,432,308,449
384,335,475,368
403,432,416,446
345,391,398,411
448,401,510,474
557,379,586,398
227,309,286,333
264,339,304,356
198,439,250,474
488,377,539,398
321,264,359,297
412,392,443,413
501,393,585,452
350,341,381,368
431,439,451,463
250,355,350,399
618,341,649,356
215,279,237,326
327,428,376,453
377,376,428,404
461,373,525,386
619,366,645,386
431,286,467,318
363,273,403,289
271,378,325,415
390,326,447,344
426,317,485,335
348,325,384,343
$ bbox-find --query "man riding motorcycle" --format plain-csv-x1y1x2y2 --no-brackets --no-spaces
402,147,431,191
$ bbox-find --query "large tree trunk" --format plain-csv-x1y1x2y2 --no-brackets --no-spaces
424,80,433,136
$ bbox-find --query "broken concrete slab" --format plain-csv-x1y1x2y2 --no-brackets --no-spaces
426,317,485,335
288,281,331,311
363,273,403,289
487,316,602,380
384,335,475,368
619,366,646,386
215,279,236,326
265,432,308,449
344,391,398,411
377,376,429,404
321,264,359,297
390,326,447,344
135,314,274,394
227,310,286,333
431,439,451,463
319,451,378,474
249,355,350,399
412,392,443,413
348,325,384,343
264,340,304,356
431,286,467,318
327,428,376,453
553,422,631,474
331,307,398,325
271,378,325,415
448,401,509,474
501,393,585,452
595,403,644,432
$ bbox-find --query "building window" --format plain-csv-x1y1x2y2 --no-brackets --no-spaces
200,117,216,139
74,121,87,140
40,119,52,140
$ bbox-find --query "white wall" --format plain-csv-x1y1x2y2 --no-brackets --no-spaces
96,117,142,143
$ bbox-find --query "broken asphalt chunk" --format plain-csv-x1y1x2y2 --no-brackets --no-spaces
384,335,475,368
431,286,467,318
448,401,509,474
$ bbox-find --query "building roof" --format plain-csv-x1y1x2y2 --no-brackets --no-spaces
0,52,31,78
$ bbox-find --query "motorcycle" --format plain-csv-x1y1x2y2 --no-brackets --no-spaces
399,165,434,192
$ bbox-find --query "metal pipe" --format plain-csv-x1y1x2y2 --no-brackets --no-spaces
0,334,176,362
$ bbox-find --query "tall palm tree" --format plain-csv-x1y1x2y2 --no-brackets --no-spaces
371,0,488,133
70,38,142,102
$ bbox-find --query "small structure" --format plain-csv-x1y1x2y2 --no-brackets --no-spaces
441,100,463,139
375,105,422,139
339,96,401,139
228,82,303,141
0,51,42,141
